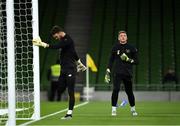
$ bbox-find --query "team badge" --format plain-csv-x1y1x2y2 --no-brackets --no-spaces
126,49,130,53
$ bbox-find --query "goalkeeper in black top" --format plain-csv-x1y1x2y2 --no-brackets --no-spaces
105,31,138,116
32,25,86,120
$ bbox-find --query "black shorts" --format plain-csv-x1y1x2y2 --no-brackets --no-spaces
58,71,76,92
112,73,132,90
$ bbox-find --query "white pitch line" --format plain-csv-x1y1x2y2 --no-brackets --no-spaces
19,101,89,126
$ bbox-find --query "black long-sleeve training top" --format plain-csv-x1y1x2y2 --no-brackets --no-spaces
48,34,79,73
107,42,138,77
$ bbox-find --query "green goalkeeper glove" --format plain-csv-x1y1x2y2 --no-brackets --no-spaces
76,59,87,72
104,68,111,84
32,37,49,48
120,53,134,63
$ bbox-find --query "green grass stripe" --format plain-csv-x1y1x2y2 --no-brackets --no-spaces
16,101,180,125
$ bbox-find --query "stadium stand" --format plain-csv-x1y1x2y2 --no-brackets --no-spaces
39,0,180,91
89,0,180,90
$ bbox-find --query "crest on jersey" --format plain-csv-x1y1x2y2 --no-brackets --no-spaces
126,49,130,53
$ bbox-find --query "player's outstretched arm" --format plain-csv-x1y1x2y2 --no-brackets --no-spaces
32,37,49,48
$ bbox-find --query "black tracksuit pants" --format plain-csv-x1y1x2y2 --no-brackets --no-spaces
111,73,135,107
58,71,76,110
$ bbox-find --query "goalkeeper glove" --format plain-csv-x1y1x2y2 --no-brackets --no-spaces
104,68,111,84
32,37,49,48
120,53,134,63
76,59,87,72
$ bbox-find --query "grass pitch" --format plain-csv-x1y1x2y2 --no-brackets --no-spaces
18,101,180,125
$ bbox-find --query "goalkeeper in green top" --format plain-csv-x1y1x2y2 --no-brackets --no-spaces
32,25,86,120
105,31,138,116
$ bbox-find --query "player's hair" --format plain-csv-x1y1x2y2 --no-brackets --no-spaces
118,30,127,35
50,25,64,35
